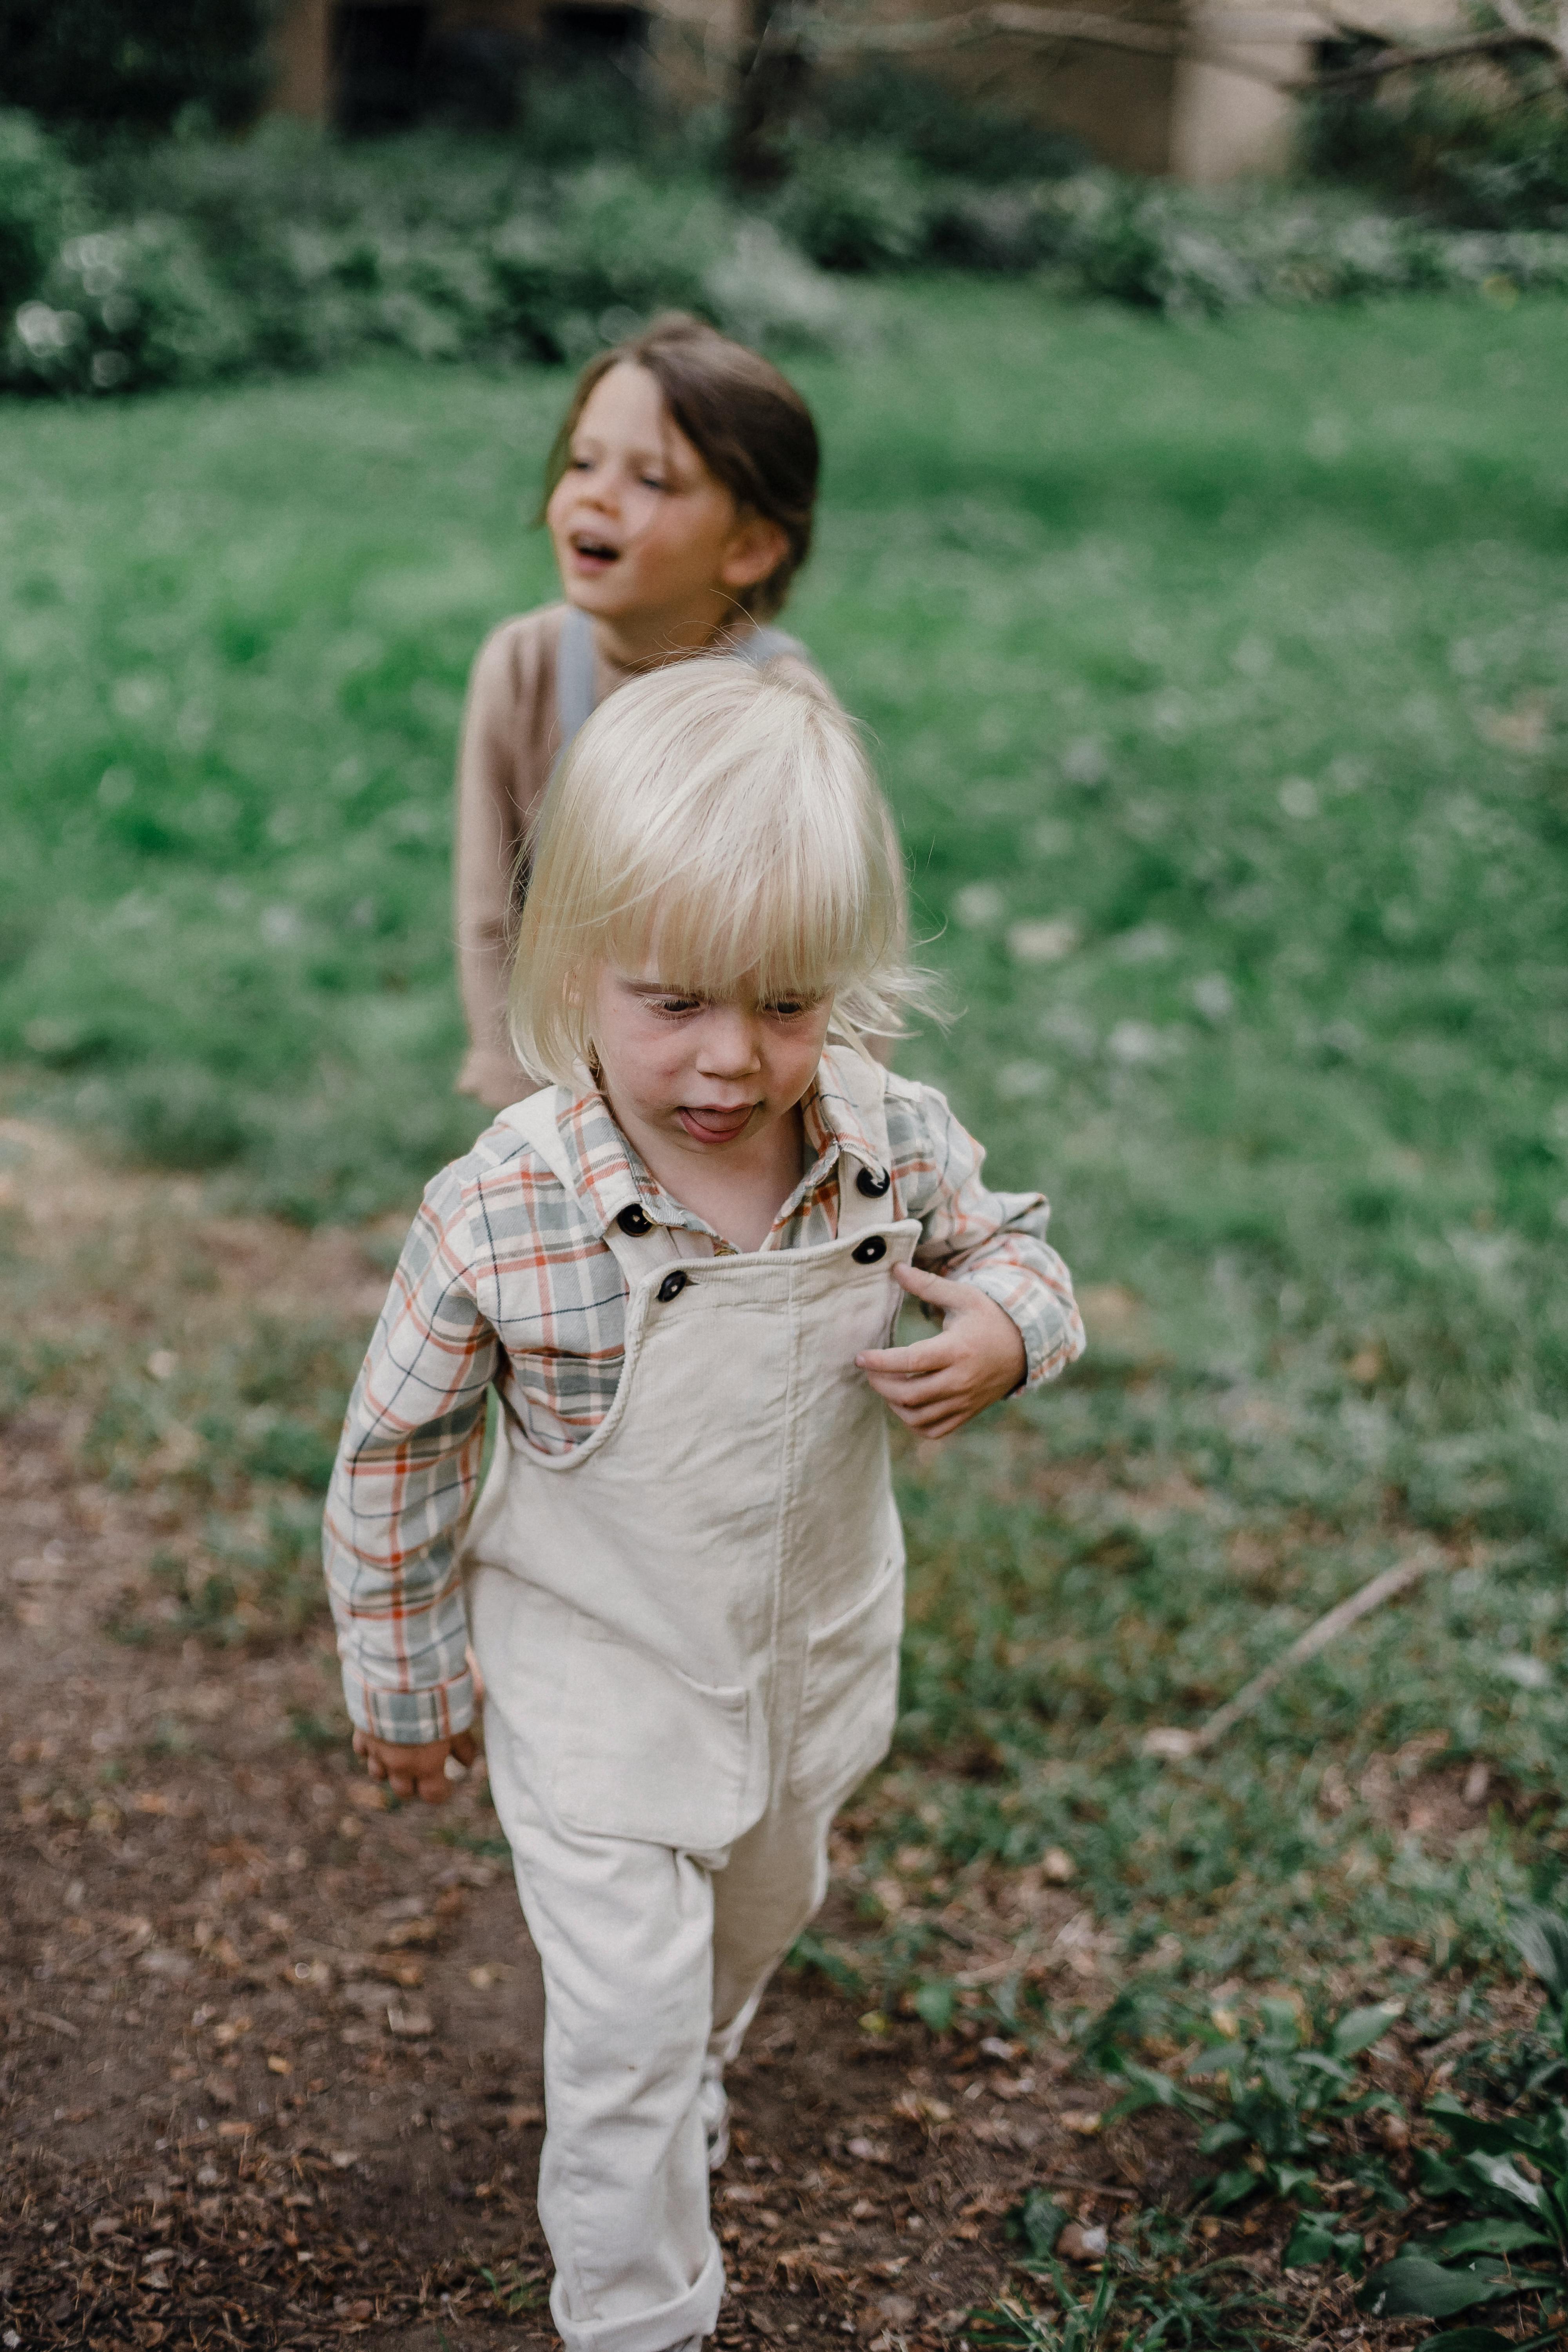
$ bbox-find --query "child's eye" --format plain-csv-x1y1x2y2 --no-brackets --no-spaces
649,995,702,1017
639,473,670,493
763,998,817,1020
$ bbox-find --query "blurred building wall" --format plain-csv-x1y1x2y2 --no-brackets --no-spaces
267,0,1321,180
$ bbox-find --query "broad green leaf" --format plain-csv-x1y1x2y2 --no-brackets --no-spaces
1419,2330,1518,2352
1207,2167,1260,2212
1331,2005,1403,2060
1187,2043,1244,2078
1510,1909,1568,2010
1197,2120,1248,2154
1018,2189,1068,2259
1436,2218,1554,2257
1432,2103,1544,2158
1463,2151,1545,2210
1358,2259,1517,2318
913,1980,957,2034
1283,2219,1339,2267
1417,2151,1473,2198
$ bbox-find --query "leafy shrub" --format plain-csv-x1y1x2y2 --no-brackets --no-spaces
773,141,931,271
0,110,79,317
800,62,1087,184
5,215,251,393
1307,77,1568,232
1041,173,1568,312
0,0,274,134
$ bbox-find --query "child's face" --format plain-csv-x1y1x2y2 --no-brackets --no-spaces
547,364,787,632
588,959,833,1162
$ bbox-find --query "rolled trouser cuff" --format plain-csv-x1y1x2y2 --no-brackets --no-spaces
550,2237,724,2352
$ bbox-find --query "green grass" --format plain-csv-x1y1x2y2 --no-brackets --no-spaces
3,280,1567,2016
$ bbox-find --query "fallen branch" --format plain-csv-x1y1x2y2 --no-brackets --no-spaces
1142,1549,1439,1761
753,0,1568,91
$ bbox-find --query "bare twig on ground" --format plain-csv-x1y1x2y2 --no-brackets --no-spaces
1143,1549,1440,1761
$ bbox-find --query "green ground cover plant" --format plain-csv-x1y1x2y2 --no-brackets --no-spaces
1,286,1566,2126
5,102,1568,403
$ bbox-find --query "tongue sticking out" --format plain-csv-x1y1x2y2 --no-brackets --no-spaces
679,1105,754,1142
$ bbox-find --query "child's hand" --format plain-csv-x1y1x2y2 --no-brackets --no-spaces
857,1263,1027,1440
352,1726,479,1806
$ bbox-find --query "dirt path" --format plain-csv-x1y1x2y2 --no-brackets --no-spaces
0,1115,1140,2352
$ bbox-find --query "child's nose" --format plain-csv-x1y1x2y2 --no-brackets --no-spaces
698,1013,762,1072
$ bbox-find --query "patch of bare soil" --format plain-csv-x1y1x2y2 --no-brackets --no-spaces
0,1119,1152,2352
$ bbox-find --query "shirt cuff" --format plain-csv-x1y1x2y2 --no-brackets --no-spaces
960,1267,1086,1391
341,1661,477,1745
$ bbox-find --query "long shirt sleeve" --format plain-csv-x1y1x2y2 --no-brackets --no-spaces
323,1055,1083,1740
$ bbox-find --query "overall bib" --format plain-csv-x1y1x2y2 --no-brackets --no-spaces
465,1064,917,2352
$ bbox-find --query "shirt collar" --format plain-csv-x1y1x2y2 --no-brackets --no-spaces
550,1046,888,1238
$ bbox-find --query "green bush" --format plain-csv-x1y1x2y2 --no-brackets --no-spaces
799,62,1087,184
0,0,274,134
0,110,79,318
4,107,1568,404
6,215,251,392
1306,76,1568,232
774,140,930,270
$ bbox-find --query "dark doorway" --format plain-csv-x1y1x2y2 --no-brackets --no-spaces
332,4,431,133
540,4,648,66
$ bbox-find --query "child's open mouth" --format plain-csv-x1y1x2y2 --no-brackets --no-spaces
677,1104,756,1143
569,534,620,570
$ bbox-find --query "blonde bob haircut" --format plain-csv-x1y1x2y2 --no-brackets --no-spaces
508,659,917,1087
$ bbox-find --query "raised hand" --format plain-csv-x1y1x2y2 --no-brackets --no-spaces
856,1261,1026,1440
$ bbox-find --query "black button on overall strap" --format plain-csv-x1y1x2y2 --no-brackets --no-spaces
657,1270,688,1303
855,1166,891,1198
851,1236,887,1265
617,1203,652,1235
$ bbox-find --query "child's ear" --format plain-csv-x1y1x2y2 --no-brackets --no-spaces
720,512,790,594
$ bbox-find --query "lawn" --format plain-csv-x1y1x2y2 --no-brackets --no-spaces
2,275,1566,2038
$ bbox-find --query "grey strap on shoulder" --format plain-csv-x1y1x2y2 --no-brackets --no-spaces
554,606,599,767
552,611,809,771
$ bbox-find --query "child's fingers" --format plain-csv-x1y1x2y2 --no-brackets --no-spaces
863,1362,964,1408
857,1333,959,1379
892,1260,971,1310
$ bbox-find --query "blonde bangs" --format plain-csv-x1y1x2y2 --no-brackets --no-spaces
508,658,918,1085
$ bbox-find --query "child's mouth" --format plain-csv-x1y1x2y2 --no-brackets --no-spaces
677,1104,755,1143
569,535,619,570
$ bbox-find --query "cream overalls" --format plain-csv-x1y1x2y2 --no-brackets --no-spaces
465,1060,917,2352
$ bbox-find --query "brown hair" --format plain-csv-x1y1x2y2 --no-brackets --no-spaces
541,313,820,621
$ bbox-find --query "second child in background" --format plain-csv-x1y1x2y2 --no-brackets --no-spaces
455,312,824,1110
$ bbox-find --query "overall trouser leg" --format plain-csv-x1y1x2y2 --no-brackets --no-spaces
707,1789,838,2069
486,1717,726,2352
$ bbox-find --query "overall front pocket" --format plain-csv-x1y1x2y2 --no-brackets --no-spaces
552,1619,755,1851
787,1560,905,1807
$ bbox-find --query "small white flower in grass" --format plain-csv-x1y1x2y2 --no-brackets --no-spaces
1278,777,1319,819
1008,916,1080,964
1062,737,1107,787
1192,974,1234,1022
995,1060,1050,1100
954,882,1004,929
1113,924,1173,965
1498,1653,1550,1690
261,904,301,947
1109,1020,1179,1067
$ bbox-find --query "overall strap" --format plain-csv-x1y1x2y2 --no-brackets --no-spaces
494,1087,678,1285
552,613,808,771
827,1052,897,1239
734,624,805,668
553,605,599,765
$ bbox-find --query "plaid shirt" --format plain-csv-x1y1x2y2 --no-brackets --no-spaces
325,1050,1084,1742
